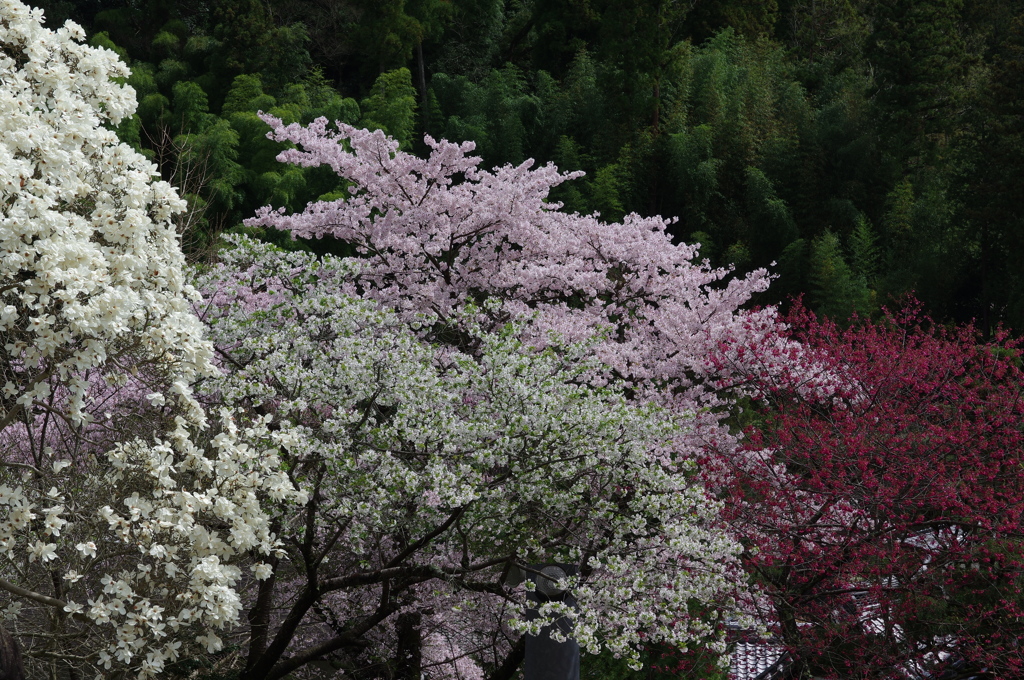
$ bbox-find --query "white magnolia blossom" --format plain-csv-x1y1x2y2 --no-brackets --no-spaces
0,0,208,425
0,2,303,677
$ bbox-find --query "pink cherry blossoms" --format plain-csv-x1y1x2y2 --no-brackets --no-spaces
245,117,815,402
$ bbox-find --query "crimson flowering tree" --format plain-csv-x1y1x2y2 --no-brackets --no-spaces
719,304,1024,678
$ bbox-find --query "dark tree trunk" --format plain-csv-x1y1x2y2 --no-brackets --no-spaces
487,636,526,680
244,555,280,677
0,627,25,680
394,611,422,680
415,41,429,134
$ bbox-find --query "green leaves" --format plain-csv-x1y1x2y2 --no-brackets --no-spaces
808,229,873,319
360,67,419,150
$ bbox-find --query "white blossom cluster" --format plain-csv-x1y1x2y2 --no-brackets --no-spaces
0,3,303,676
0,411,303,677
197,236,746,672
0,0,210,424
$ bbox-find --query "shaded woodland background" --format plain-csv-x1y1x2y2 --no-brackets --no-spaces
31,0,1024,331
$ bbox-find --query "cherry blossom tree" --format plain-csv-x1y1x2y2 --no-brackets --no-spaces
721,304,1024,678
202,112,839,677
194,236,747,680
242,118,837,502
0,2,301,677
243,118,817,413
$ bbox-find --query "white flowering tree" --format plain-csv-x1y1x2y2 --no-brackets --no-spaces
0,2,301,677
204,113,835,679
195,236,746,680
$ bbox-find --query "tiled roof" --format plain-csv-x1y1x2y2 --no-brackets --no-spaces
727,635,988,680
729,640,788,680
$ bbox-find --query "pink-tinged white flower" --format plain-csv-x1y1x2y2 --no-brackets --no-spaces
252,562,273,580
195,632,223,653
27,541,57,562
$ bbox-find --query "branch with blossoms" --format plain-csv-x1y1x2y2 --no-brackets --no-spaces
244,115,805,398
0,2,305,677
717,302,1024,679
194,236,748,680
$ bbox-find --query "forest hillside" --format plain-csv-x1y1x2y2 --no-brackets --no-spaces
33,0,1024,332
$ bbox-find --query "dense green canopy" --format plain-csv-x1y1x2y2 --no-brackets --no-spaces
35,0,1024,332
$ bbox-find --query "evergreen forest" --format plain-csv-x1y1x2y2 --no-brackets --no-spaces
32,0,1024,333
